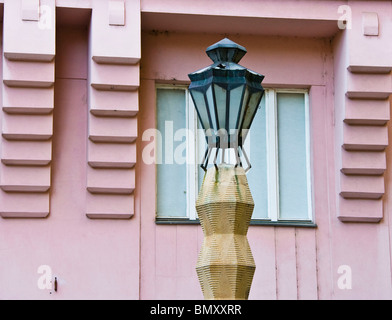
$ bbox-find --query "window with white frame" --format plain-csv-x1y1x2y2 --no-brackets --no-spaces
154,85,312,223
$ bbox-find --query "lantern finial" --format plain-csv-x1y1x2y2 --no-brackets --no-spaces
206,38,247,64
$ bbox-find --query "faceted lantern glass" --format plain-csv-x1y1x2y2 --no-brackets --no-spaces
188,38,264,171
240,90,264,142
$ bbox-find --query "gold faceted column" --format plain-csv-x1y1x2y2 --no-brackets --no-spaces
196,164,256,300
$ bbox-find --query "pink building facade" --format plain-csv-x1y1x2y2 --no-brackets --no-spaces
1,0,392,300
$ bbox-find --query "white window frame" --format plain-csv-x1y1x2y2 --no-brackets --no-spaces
155,85,313,223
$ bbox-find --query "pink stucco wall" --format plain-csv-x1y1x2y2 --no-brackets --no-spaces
1,0,392,300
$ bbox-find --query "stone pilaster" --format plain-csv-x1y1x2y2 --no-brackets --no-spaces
86,0,140,219
334,4,392,222
0,0,55,218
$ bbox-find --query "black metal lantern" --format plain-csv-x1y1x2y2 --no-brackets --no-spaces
188,38,265,172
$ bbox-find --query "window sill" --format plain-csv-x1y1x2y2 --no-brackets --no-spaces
155,217,200,225
155,217,317,228
250,219,317,228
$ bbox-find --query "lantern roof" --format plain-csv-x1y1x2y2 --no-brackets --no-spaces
206,38,247,64
188,38,264,86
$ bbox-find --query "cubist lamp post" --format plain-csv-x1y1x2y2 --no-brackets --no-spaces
188,38,265,300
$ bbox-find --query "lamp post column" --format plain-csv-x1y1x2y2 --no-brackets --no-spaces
196,164,255,300
188,38,264,300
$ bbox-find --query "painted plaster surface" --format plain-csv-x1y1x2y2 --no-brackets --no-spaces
0,0,392,300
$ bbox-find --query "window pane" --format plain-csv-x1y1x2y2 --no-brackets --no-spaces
156,89,187,218
277,93,309,220
246,95,268,219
